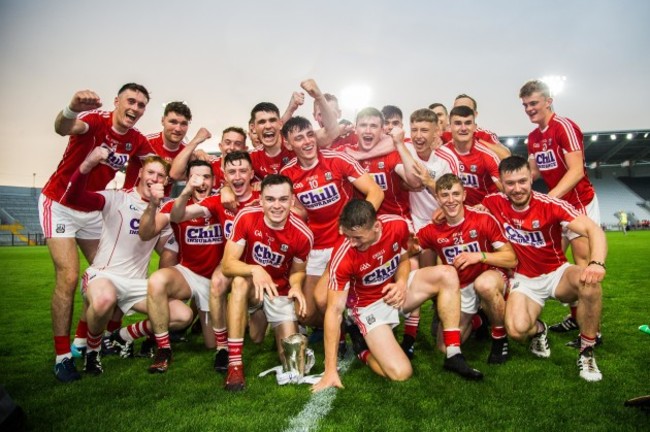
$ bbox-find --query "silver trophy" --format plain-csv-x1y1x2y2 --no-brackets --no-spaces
281,333,314,378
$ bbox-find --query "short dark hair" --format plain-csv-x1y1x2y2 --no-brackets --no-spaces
455,94,477,111
519,80,551,99
381,105,403,121
185,159,213,179
449,105,475,120
356,107,384,125
164,101,192,121
428,103,448,115
435,173,463,193
499,155,530,175
118,83,150,102
339,199,376,230
251,102,280,122
260,174,293,193
281,116,313,139
224,151,252,169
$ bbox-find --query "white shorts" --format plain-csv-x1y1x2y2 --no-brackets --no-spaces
306,247,333,276
564,195,601,241
263,295,297,327
174,264,210,312
350,298,400,336
460,284,479,315
509,262,572,307
82,268,147,315
38,194,102,239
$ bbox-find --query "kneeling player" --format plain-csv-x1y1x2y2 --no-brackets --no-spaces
312,200,482,393
417,174,517,364
221,174,313,391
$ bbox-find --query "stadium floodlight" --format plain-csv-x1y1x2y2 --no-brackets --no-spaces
588,162,598,169
541,75,567,97
506,138,516,147
340,84,372,115
621,160,631,167
610,134,617,140
590,135,598,142
626,133,634,140
524,138,528,144
644,132,649,139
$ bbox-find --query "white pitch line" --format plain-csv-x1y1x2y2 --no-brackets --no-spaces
282,351,355,432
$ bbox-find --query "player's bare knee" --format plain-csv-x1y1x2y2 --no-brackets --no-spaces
386,361,412,381
505,316,528,342
90,292,115,316
578,283,602,303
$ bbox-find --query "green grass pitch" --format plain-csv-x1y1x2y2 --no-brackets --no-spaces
0,231,648,431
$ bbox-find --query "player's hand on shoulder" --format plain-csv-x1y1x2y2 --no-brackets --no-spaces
70,90,102,112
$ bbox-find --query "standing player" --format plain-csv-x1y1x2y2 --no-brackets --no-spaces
65,148,190,376
442,94,511,160
312,200,482,392
483,156,606,381
428,103,450,132
249,103,294,179
445,106,502,206
135,160,225,373
169,126,247,189
40,84,155,382
280,79,384,326
221,174,313,391
520,79,601,337
417,174,517,364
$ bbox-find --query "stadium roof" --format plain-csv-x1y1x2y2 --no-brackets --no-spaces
500,129,650,167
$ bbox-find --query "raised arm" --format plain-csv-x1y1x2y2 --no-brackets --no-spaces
139,183,170,241
300,79,339,147
351,173,384,211
64,147,109,211
391,127,423,188
281,91,305,124
169,127,212,180
55,90,102,136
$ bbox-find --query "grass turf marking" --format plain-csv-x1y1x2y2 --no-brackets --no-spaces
283,350,355,432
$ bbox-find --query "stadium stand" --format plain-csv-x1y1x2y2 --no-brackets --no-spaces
0,186,43,245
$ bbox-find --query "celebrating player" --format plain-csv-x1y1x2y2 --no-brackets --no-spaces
482,155,606,381
221,174,313,391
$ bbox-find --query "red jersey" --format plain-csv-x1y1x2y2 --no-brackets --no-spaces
417,207,507,287
161,196,225,279
482,191,580,277
230,207,313,295
280,150,366,249
249,145,294,179
43,110,153,211
445,140,500,206
329,215,409,308
199,190,260,240
527,113,595,211
330,132,358,152
442,127,500,146
123,132,186,197
358,151,410,218
209,158,225,189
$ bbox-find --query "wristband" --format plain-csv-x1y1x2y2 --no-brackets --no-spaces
588,260,606,270
62,105,79,119
480,252,487,263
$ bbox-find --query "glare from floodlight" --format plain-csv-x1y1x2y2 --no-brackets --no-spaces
626,133,634,140
541,75,567,97
610,134,616,140
644,132,649,139
590,135,598,142
524,138,528,144
340,85,372,114
506,138,515,147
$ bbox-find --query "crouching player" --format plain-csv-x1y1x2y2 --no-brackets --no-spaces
130,160,226,373
417,174,517,364
221,174,313,391
66,148,190,375
312,200,482,393
483,156,606,381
